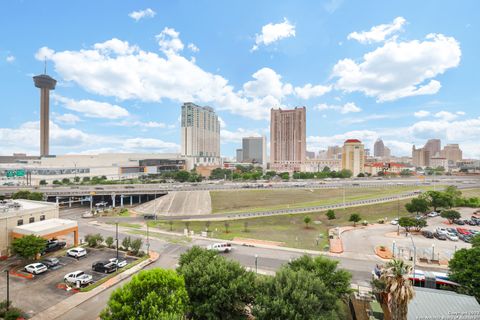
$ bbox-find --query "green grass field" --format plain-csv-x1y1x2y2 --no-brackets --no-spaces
148,198,414,250
210,185,437,214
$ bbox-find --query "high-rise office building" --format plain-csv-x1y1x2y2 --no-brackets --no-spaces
305,151,316,159
242,136,266,166
440,144,462,164
326,145,342,160
181,102,220,165
424,139,441,158
33,71,57,157
270,107,306,169
342,139,365,176
373,139,385,157
236,149,243,163
412,145,430,167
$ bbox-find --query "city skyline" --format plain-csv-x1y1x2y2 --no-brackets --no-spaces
1,1,479,159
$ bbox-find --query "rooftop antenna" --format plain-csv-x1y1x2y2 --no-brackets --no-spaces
44,57,47,74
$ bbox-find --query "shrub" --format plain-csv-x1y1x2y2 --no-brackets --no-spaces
326,210,336,220
130,238,143,256
122,236,132,251
84,233,104,247
105,236,114,248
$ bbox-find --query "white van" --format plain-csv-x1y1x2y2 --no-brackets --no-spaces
207,243,232,253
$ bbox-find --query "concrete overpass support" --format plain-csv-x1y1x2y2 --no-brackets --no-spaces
68,197,72,208
90,196,93,212
56,197,59,205
120,195,124,207
130,196,133,206
111,194,116,208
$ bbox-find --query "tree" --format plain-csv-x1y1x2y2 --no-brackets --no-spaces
380,259,415,320
177,247,256,320
175,170,190,182
224,221,230,233
122,236,132,250
440,210,461,224
74,176,81,183
423,191,454,211
100,268,188,320
12,190,44,201
471,234,480,248
105,236,114,248
11,235,47,260
349,213,361,227
279,172,290,180
254,263,348,319
243,221,249,232
84,233,104,247
326,210,336,220
205,221,211,232
168,221,173,231
287,255,352,298
445,185,462,200
28,192,44,201
62,178,70,184
130,238,143,255
357,173,365,177
405,198,430,216
398,217,427,232
400,169,412,176
39,179,47,186
449,246,480,301
52,180,61,185
82,176,90,182
303,216,312,228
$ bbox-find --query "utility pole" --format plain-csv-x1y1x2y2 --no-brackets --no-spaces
397,196,400,235
146,221,150,256
4,269,9,311
116,222,119,262
255,254,258,273
409,234,417,287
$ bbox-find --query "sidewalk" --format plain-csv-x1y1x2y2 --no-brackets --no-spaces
31,251,159,320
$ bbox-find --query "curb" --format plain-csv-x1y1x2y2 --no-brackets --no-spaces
31,251,159,320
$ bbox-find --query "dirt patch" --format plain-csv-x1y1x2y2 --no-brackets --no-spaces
233,237,285,247
375,246,393,260
329,238,343,254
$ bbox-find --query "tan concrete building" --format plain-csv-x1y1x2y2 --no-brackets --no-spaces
364,162,406,176
430,157,449,170
181,102,221,166
270,107,306,171
424,139,441,158
341,139,365,176
326,145,342,160
303,159,341,172
0,199,59,256
440,144,462,164
412,145,430,167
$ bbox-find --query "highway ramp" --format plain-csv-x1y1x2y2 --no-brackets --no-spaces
135,191,212,216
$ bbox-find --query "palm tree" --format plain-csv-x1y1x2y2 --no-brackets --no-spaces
380,259,415,320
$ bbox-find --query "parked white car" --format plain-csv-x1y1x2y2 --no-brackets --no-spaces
64,270,93,287
25,263,48,275
446,232,459,241
109,258,127,268
436,227,448,235
207,243,232,253
428,211,440,217
390,219,399,225
67,247,87,258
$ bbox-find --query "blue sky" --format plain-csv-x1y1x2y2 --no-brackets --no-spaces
1,0,479,158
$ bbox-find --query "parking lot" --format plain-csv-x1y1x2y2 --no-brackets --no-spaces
342,207,479,261
0,247,134,317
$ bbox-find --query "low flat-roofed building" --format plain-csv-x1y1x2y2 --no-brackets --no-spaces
408,287,480,320
12,218,78,248
0,199,59,256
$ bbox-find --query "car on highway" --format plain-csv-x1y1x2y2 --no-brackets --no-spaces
64,271,93,287
434,232,447,240
25,263,48,275
67,247,87,258
422,230,434,239
109,258,127,268
42,239,66,255
207,242,232,253
446,232,459,241
92,261,117,273
41,257,60,269
143,214,156,220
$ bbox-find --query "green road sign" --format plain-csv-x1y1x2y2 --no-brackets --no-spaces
5,169,25,177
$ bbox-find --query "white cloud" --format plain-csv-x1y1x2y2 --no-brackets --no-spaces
294,84,332,99
156,27,184,54
348,17,406,44
113,120,167,128
187,43,199,53
53,94,129,119
333,33,461,102
434,111,459,121
456,111,465,116
242,67,292,100
53,113,81,124
307,130,378,152
122,138,179,152
252,18,295,51
6,55,15,63
314,102,361,114
324,0,343,14
414,110,430,118
340,114,390,125
128,8,156,21
94,38,138,55
221,128,263,144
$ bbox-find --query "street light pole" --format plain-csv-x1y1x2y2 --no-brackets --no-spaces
116,222,119,262
397,196,400,235
146,221,150,256
409,234,417,287
4,269,9,311
255,254,258,273
392,240,396,258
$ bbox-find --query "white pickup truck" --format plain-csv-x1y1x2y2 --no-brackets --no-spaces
64,270,93,287
207,243,232,253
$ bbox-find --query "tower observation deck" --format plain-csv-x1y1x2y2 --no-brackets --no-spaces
33,73,56,157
